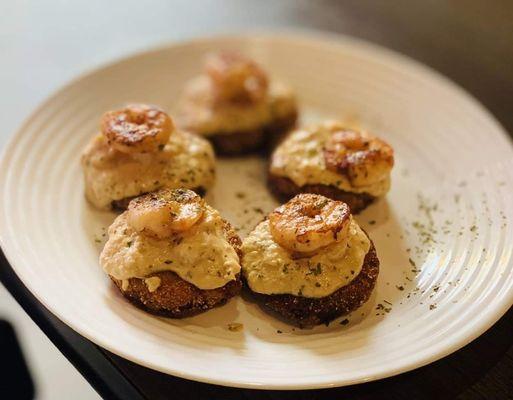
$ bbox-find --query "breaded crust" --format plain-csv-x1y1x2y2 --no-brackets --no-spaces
208,129,266,156
111,186,206,211
247,240,379,328
207,111,297,156
265,110,299,151
111,219,242,318
267,173,375,214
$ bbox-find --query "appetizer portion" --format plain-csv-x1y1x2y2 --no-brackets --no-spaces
269,121,394,213
177,52,298,155
100,189,242,317
82,104,215,210
241,193,379,327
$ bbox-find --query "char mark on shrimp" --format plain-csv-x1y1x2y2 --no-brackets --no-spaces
127,188,205,239
101,104,174,154
269,193,351,254
205,52,269,105
323,129,394,186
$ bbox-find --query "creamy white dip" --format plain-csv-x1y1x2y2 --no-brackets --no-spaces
270,122,391,197
100,205,241,290
82,130,215,209
241,218,370,298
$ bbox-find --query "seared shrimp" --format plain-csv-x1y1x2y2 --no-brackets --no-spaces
127,188,204,239
205,52,268,104
269,193,351,254
323,129,394,187
102,104,174,154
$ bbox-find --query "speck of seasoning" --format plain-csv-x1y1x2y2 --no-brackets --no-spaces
368,220,376,225
276,330,283,334
164,260,173,264
376,303,392,314
396,285,404,291
470,225,477,232
127,241,133,247
235,192,246,199
158,144,165,151
227,323,243,332
408,258,416,267
340,319,349,326
253,207,264,214
312,263,322,276
429,304,437,310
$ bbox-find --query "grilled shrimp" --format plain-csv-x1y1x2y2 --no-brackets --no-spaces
269,193,351,254
205,52,268,104
323,128,394,187
127,189,204,239
101,104,174,154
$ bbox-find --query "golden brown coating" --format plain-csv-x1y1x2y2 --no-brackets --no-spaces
208,111,298,156
111,218,243,318
112,272,242,318
207,128,266,156
264,110,299,151
246,239,379,328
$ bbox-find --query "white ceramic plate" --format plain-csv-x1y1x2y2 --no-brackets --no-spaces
1,33,513,390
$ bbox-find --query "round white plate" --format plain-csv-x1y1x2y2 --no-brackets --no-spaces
1,33,513,390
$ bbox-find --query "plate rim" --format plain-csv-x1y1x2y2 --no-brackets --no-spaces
1,30,513,390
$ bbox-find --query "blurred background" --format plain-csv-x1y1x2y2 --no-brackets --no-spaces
1,1,512,398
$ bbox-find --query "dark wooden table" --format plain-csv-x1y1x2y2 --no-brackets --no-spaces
2,1,513,399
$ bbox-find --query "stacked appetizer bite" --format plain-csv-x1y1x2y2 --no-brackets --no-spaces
100,188,242,317
241,193,379,327
177,52,298,155
81,104,215,210
269,121,394,213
